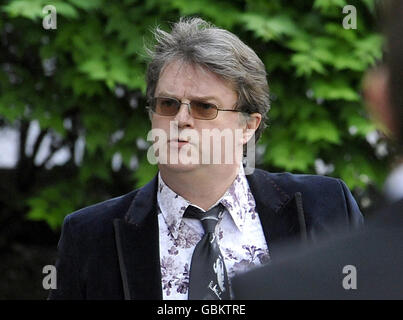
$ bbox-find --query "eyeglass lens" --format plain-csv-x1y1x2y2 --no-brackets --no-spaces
153,97,218,120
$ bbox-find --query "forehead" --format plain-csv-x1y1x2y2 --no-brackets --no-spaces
155,60,237,103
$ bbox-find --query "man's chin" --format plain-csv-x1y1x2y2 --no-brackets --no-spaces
158,162,240,173
158,162,202,173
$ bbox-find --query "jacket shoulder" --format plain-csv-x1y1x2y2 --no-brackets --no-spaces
252,168,363,228
264,170,342,194
251,168,343,195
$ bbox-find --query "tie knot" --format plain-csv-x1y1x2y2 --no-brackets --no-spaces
184,203,225,234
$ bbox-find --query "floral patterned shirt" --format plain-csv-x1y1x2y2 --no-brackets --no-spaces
157,165,270,300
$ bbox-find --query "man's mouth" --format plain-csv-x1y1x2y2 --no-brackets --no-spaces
169,137,189,143
168,138,190,147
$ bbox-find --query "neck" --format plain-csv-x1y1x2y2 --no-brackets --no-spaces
159,164,240,210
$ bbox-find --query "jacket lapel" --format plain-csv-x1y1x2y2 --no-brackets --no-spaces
246,170,307,258
113,175,162,300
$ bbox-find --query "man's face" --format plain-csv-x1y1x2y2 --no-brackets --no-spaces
150,60,247,173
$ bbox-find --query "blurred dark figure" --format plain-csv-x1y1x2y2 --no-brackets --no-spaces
232,1,403,300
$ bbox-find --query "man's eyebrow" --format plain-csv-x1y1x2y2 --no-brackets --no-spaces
188,95,220,103
156,91,221,104
155,91,178,99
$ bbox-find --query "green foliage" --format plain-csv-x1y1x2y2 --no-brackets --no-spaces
3,0,77,20
26,180,83,230
0,0,391,229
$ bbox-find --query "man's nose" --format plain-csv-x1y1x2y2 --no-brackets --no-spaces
174,102,194,127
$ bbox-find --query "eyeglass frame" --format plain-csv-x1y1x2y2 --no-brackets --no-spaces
147,96,248,120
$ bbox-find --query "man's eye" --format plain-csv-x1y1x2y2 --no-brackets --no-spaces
161,99,176,107
196,102,215,109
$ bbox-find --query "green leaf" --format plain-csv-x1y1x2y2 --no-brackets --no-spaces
312,78,360,101
332,53,367,71
78,58,108,81
241,13,298,41
60,69,104,97
265,141,317,172
171,0,241,28
67,0,103,11
287,36,311,52
2,0,79,20
26,183,80,230
0,93,26,122
340,104,377,136
51,2,78,19
313,0,347,11
297,119,341,144
353,34,384,68
2,0,44,20
291,53,326,76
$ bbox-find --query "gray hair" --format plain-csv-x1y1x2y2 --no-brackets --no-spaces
145,17,270,143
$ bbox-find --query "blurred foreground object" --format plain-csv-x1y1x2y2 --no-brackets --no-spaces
232,0,403,300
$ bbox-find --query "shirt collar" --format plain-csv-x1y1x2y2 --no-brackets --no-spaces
157,164,255,239
157,172,191,240
219,164,252,232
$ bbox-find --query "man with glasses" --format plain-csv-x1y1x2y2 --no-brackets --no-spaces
49,17,363,300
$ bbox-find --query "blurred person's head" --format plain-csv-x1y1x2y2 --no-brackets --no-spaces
364,0,403,149
144,17,269,173
386,0,403,145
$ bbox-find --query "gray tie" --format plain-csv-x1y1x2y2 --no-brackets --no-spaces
183,203,230,300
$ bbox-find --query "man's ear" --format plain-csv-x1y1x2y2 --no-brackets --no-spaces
363,67,396,137
242,113,262,144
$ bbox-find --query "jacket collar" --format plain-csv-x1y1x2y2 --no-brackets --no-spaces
114,168,306,299
125,174,159,225
245,169,307,254
113,174,162,300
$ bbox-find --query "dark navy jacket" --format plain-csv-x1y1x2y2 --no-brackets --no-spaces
48,168,363,300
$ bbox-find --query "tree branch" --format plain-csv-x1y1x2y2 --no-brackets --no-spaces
31,128,49,161
37,133,67,169
18,120,29,165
